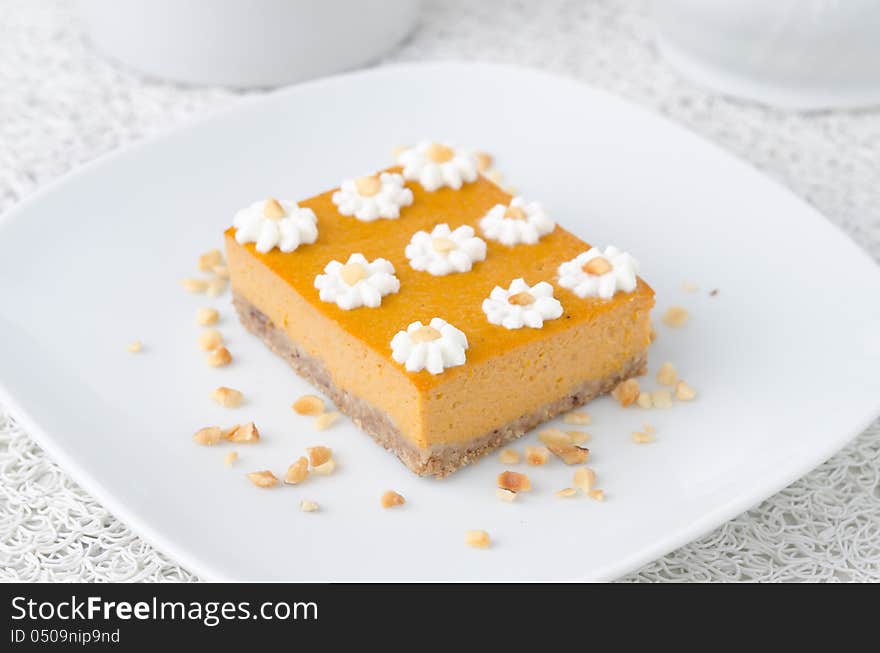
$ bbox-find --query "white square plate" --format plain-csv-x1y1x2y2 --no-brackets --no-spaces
2,63,879,581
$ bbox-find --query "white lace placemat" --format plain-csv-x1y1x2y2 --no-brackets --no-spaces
1,0,878,583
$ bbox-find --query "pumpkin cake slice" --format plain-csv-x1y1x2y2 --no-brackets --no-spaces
225,142,654,477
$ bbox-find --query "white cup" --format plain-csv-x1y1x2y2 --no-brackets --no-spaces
652,0,880,110
78,0,422,88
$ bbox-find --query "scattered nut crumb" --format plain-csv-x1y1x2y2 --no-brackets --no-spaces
588,489,605,502
496,487,517,502
475,151,492,172
563,411,591,425
612,378,640,407
126,340,143,353
314,411,340,431
206,346,232,367
226,421,259,443
193,426,223,446
675,380,697,401
197,307,219,326
284,457,309,484
538,428,572,447
198,249,223,272
206,277,228,297
555,487,577,498
465,530,491,549
306,446,332,467
198,329,223,351
381,490,405,509
247,470,278,488
657,362,677,386
637,392,653,409
211,386,243,408
661,306,689,328
224,451,238,466
573,467,596,493
497,470,531,492
546,442,590,465
681,281,699,293
181,278,208,293
710,288,719,297
312,458,336,475
213,264,229,279
643,423,656,434
293,394,325,416
567,430,591,444
300,499,319,513
632,431,656,444
525,445,550,466
498,448,520,464
651,390,673,408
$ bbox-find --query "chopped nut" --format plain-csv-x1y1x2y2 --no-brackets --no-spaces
198,249,223,272
681,281,699,293
649,324,657,342
611,378,640,407
126,340,143,353
210,386,243,408
284,457,309,484
354,175,382,197
247,470,278,488
431,236,457,253
198,329,223,351
426,142,454,163
662,306,689,328
538,428,572,447
503,185,518,195
710,288,719,297
588,489,605,502
475,151,492,172
563,411,591,425
555,487,577,498
314,411,340,431
504,205,528,220
486,169,503,184
643,422,656,434
224,451,238,466
632,431,656,444
657,362,677,386
675,380,697,401
507,290,535,305
212,264,229,279
525,445,550,466
312,458,337,475
573,467,596,493
263,198,285,219
391,144,408,158
181,278,208,293
651,390,673,409
497,470,531,492
206,346,232,367
567,430,591,444
307,445,332,467
464,530,491,549
637,392,653,409
193,426,223,446
381,490,405,508
226,421,259,443
197,307,220,326
496,487,517,502
546,442,590,465
293,394,325,416
339,262,367,286
583,256,612,276
300,499,320,513
206,277,228,297
498,448,520,464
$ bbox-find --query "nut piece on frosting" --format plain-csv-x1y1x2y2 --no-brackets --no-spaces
331,172,414,222
557,246,639,299
390,318,468,375
405,223,487,276
233,198,318,254
395,141,479,192
482,278,563,330
479,196,556,246
314,253,400,310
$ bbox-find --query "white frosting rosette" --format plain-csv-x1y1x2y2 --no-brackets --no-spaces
314,253,400,310
331,172,413,222
233,198,318,254
405,223,487,276
396,141,479,191
479,196,555,246
482,278,564,329
390,318,468,375
557,246,639,299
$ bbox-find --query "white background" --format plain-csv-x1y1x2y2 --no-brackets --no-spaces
1,0,878,582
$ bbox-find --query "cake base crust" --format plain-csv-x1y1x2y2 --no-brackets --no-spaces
233,293,647,478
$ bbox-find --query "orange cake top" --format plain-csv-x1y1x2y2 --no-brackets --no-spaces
226,157,652,391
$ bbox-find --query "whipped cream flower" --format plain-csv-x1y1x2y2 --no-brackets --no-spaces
479,196,556,246
557,246,639,299
405,223,487,276
314,253,400,310
331,172,414,222
233,198,318,254
482,278,564,329
396,141,479,191
390,318,468,375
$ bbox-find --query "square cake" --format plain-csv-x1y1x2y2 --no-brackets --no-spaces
225,142,654,477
